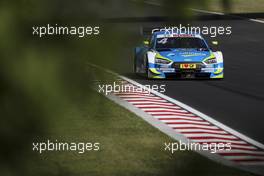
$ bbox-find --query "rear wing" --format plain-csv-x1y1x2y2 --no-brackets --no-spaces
140,27,155,37
140,26,203,39
140,26,167,42
140,26,183,38
140,26,170,37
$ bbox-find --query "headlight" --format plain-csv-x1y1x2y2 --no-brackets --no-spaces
204,57,217,64
155,58,171,64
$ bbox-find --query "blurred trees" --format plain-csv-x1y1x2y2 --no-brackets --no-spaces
222,0,232,13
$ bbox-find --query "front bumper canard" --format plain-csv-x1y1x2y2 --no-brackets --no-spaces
148,62,224,79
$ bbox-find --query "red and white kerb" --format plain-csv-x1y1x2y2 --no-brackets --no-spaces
113,80,264,166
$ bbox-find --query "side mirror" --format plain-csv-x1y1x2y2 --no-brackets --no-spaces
212,41,218,46
143,40,149,46
211,41,219,51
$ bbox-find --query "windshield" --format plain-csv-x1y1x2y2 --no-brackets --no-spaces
155,37,208,49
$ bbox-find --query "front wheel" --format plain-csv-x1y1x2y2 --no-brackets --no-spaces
133,56,137,74
145,57,150,78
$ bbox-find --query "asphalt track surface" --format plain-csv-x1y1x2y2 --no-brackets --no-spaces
107,2,264,144
131,18,264,144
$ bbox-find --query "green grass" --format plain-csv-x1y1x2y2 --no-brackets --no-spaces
22,68,254,176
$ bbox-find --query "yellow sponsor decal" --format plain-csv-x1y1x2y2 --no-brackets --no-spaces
214,68,223,74
211,73,224,79
149,68,161,74
180,63,197,69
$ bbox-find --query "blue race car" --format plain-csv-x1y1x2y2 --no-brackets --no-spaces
134,31,224,79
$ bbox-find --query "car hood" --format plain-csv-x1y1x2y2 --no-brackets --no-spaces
157,49,210,62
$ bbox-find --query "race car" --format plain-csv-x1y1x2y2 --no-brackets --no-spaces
134,31,224,79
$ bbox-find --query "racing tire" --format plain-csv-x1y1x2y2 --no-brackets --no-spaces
145,56,150,79
133,56,137,74
133,49,137,74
